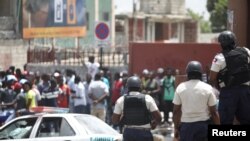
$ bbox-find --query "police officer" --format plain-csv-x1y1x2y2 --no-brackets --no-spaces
173,61,220,141
112,76,162,141
210,30,250,124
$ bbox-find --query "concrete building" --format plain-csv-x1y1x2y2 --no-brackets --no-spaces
228,0,250,47
115,0,198,46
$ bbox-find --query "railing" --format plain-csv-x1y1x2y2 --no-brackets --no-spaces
27,47,129,67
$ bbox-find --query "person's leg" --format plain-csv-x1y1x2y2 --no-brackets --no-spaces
218,88,239,124
123,128,153,141
180,122,208,141
236,86,250,124
98,108,106,122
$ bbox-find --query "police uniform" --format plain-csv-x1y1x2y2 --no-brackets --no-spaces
173,79,217,141
113,91,158,141
211,47,250,124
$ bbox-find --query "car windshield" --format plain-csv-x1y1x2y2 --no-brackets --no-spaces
74,115,119,135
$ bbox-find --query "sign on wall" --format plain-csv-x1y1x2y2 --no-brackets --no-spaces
22,0,86,38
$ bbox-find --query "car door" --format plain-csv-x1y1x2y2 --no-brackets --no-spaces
33,117,89,141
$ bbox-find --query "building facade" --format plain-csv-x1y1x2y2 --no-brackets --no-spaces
115,0,198,44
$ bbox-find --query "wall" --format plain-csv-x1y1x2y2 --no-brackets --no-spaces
0,0,10,16
228,0,248,47
129,43,221,75
0,40,27,70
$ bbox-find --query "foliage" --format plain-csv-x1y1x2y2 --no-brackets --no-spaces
206,0,228,32
187,9,212,33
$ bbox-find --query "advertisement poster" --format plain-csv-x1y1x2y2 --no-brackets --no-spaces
22,0,86,38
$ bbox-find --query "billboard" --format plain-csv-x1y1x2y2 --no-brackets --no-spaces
22,0,86,38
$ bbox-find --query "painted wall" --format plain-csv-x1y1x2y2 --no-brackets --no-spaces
129,43,221,75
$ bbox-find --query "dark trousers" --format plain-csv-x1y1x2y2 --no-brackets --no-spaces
219,85,250,124
180,121,208,141
123,128,153,141
164,100,173,122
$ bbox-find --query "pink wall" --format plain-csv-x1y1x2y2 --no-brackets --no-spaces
129,43,221,75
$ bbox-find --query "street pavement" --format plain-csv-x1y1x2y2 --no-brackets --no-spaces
152,122,174,141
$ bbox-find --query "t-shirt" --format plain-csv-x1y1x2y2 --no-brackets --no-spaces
173,80,217,122
163,76,175,101
25,90,37,108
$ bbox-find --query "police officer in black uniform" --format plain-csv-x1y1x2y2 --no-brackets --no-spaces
112,76,162,141
210,30,250,124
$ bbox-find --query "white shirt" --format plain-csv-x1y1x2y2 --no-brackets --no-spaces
74,82,87,106
173,80,217,122
86,62,100,79
88,80,109,109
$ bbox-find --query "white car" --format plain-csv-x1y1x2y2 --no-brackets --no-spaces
0,113,122,141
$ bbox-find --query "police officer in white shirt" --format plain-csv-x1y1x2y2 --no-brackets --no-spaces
210,31,250,124
112,76,162,141
173,61,220,141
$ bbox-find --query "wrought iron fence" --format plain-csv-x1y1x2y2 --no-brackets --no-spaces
27,47,129,67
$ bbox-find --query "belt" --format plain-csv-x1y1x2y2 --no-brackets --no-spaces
125,127,151,131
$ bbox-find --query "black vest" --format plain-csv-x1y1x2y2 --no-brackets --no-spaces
122,94,151,125
218,47,250,87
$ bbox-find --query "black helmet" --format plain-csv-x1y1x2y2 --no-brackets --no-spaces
186,61,202,74
126,76,141,88
218,30,236,50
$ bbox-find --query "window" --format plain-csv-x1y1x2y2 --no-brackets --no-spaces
103,12,109,21
36,117,75,137
0,117,37,139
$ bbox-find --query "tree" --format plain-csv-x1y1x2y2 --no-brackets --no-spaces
187,9,212,33
206,0,228,32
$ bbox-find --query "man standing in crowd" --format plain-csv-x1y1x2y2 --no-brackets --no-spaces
88,73,109,121
173,61,220,141
85,56,100,79
112,76,162,141
72,76,87,113
209,31,250,124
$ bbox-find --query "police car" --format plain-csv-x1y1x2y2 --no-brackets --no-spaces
0,107,122,141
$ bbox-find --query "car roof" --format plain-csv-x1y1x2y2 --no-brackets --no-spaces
13,113,92,120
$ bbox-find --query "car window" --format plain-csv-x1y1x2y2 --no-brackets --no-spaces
0,117,37,140
36,117,75,137
74,115,119,135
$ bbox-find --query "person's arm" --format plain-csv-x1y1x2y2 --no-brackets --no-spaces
150,110,162,129
1,99,17,107
112,113,121,125
93,92,108,104
173,104,182,138
209,105,220,125
150,82,161,95
209,71,219,88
